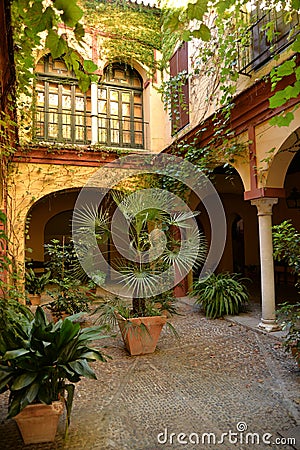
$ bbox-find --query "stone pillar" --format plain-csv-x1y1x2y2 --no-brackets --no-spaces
251,197,280,331
91,82,98,144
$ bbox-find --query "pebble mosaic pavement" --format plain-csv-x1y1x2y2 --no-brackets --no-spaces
0,298,299,450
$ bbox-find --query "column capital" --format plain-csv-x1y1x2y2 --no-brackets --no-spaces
251,197,278,216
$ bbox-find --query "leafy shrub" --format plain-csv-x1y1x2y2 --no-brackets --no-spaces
192,272,249,319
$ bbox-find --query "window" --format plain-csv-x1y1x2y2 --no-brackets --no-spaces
169,42,189,134
34,55,91,144
98,64,144,148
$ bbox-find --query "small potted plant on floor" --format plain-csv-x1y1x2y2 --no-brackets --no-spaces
25,268,51,305
191,272,249,319
0,305,108,444
46,277,92,321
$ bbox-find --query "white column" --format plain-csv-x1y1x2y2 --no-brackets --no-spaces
251,197,280,331
91,82,98,144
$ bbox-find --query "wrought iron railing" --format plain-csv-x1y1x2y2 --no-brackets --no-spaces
238,9,299,75
34,108,148,149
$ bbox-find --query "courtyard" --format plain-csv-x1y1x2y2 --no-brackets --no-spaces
0,295,299,450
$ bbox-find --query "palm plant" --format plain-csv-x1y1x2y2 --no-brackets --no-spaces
73,189,207,316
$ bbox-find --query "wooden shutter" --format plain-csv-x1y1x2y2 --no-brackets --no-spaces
169,42,189,134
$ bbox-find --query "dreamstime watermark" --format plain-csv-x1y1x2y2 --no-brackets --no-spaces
72,153,227,297
157,422,296,446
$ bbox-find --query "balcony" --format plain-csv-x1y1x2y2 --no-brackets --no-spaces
238,8,299,75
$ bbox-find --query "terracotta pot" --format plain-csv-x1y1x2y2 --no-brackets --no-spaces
291,345,300,366
52,311,69,323
14,401,64,444
29,294,41,306
115,313,167,356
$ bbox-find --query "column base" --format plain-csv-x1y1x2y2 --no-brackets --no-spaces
258,319,281,332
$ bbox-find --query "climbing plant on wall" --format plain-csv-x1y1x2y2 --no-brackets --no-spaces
161,0,300,127
81,0,161,73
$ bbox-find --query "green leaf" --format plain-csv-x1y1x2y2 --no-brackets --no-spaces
74,22,85,41
269,90,288,108
276,60,296,78
187,0,208,21
46,30,68,59
83,60,98,73
11,372,38,391
182,30,191,42
291,0,300,11
196,23,211,42
55,0,83,28
25,382,39,404
3,348,30,360
269,112,294,127
68,359,96,379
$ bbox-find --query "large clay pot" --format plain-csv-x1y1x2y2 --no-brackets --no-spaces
115,313,167,356
14,401,64,444
28,294,41,306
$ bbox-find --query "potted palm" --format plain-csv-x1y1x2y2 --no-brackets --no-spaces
0,305,108,444
25,268,51,305
73,188,206,355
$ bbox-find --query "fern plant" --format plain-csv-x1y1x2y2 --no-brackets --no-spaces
192,272,249,319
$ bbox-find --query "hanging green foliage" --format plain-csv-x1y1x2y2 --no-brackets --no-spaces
81,0,162,73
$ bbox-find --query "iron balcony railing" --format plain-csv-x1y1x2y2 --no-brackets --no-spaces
238,9,299,75
34,108,148,149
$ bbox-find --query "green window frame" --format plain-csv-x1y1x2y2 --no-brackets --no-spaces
34,55,91,144
98,64,144,148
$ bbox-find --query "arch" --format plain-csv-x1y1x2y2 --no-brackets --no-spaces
265,127,300,188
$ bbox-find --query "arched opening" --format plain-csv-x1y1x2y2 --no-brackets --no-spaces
232,215,245,274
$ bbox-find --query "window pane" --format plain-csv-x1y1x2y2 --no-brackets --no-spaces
134,92,142,104
62,95,71,109
98,100,107,114
110,101,118,116
35,111,44,137
111,129,119,144
134,121,143,132
37,91,45,106
122,103,130,116
122,92,130,102
134,104,142,118
62,125,71,139
75,97,85,111
123,131,131,144
134,132,143,146
75,126,84,141
110,91,118,101
49,93,58,107
123,119,131,130
98,88,107,99
133,76,141,87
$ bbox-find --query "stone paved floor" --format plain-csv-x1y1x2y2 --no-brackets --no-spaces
0,298,299,450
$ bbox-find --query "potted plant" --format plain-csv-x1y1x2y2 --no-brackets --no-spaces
191,272,249,319
276,302,300,366
0,305,108,444
73,189,206,355
25,268,51,305
46,277,92,321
